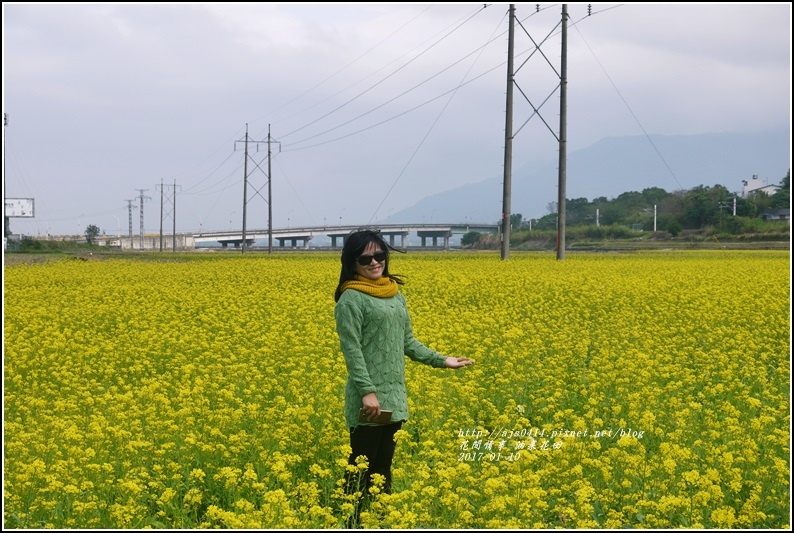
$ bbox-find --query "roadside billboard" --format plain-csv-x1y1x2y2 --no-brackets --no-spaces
5,198,35,218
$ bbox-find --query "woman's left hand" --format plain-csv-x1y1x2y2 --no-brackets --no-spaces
444,356,475,368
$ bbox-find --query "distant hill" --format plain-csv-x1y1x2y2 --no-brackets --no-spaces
378,129,791,224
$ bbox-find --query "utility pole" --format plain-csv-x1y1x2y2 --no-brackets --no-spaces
3,113,8,239
157,179,180,252
501,4,515,261
267,124,273,255
235,125,269,253
235,125,264,253
260,124,280,255
136,188,150,250
501,4,568,260
654,205,658,231
126,199,137,240
159,180,163,252
241,125,249,253
557,4,568,260
719,198,737,217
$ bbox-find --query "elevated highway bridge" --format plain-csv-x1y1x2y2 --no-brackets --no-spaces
195,222,499,250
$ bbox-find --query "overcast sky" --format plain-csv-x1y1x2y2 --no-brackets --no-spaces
3,2,791,237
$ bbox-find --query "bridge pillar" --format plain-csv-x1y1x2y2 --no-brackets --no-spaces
277,237,311,248
421,236,445,247
417,230,451,250
219,239,254,248
328,232,349,248
380,230,409,249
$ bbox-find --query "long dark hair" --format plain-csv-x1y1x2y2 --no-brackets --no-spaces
334,229,405,302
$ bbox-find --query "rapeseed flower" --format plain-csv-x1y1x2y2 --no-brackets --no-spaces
3,251,789,528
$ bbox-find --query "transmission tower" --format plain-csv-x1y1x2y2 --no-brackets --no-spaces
4,113,9,238
136,188,151,250
245,124,281,254
502,4,568,260
157,179,181,252
235,124,266,253
125,199,138,239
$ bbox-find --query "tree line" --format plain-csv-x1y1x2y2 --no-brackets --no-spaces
461,171,789,247
520,171,788,235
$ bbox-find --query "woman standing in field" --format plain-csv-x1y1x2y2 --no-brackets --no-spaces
334,229,474,527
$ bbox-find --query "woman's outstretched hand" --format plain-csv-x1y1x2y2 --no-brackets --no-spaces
444,356,475,369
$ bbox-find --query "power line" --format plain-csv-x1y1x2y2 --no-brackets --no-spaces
368,7,507,225
279,5,489,142
156,7,499,231
570,8,683,190
151,6,586,233
252,6,436,131
281,6,565,154
284,27,504,151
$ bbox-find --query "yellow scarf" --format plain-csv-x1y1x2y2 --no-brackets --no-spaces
340,275,399,298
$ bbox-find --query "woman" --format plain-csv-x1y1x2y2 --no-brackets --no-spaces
334,229,474,525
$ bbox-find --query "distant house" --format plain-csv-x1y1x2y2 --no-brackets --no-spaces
761,208,790,222
742,175,781,198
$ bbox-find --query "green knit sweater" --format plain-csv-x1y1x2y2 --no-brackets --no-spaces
335,288,447,428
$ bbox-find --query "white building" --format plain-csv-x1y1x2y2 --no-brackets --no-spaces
741,174,781,198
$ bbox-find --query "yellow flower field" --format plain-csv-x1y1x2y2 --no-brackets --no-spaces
3,250,790,529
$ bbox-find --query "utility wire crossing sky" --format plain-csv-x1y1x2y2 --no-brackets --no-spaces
3,3,791,237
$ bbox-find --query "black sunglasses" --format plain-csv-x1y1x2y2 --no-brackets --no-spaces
357,251,387,266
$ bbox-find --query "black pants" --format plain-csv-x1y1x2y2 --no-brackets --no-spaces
345,422,402,527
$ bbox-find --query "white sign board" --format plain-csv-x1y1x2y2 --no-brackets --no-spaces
5,198,35,218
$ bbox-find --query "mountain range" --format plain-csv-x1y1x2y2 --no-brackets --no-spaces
378,129,791,225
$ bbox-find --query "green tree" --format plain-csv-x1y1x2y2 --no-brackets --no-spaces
598,203,623,226
746,189,774,215
614,191,646,210
461,231,481,247
641,187,670,206
534,213,557,230
734,195,759,218
85,224,101,245
769,169,790,209
659,215,682,236
566,197,592,225
510,213,524,229
682,185,731,228
597,191,646,226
